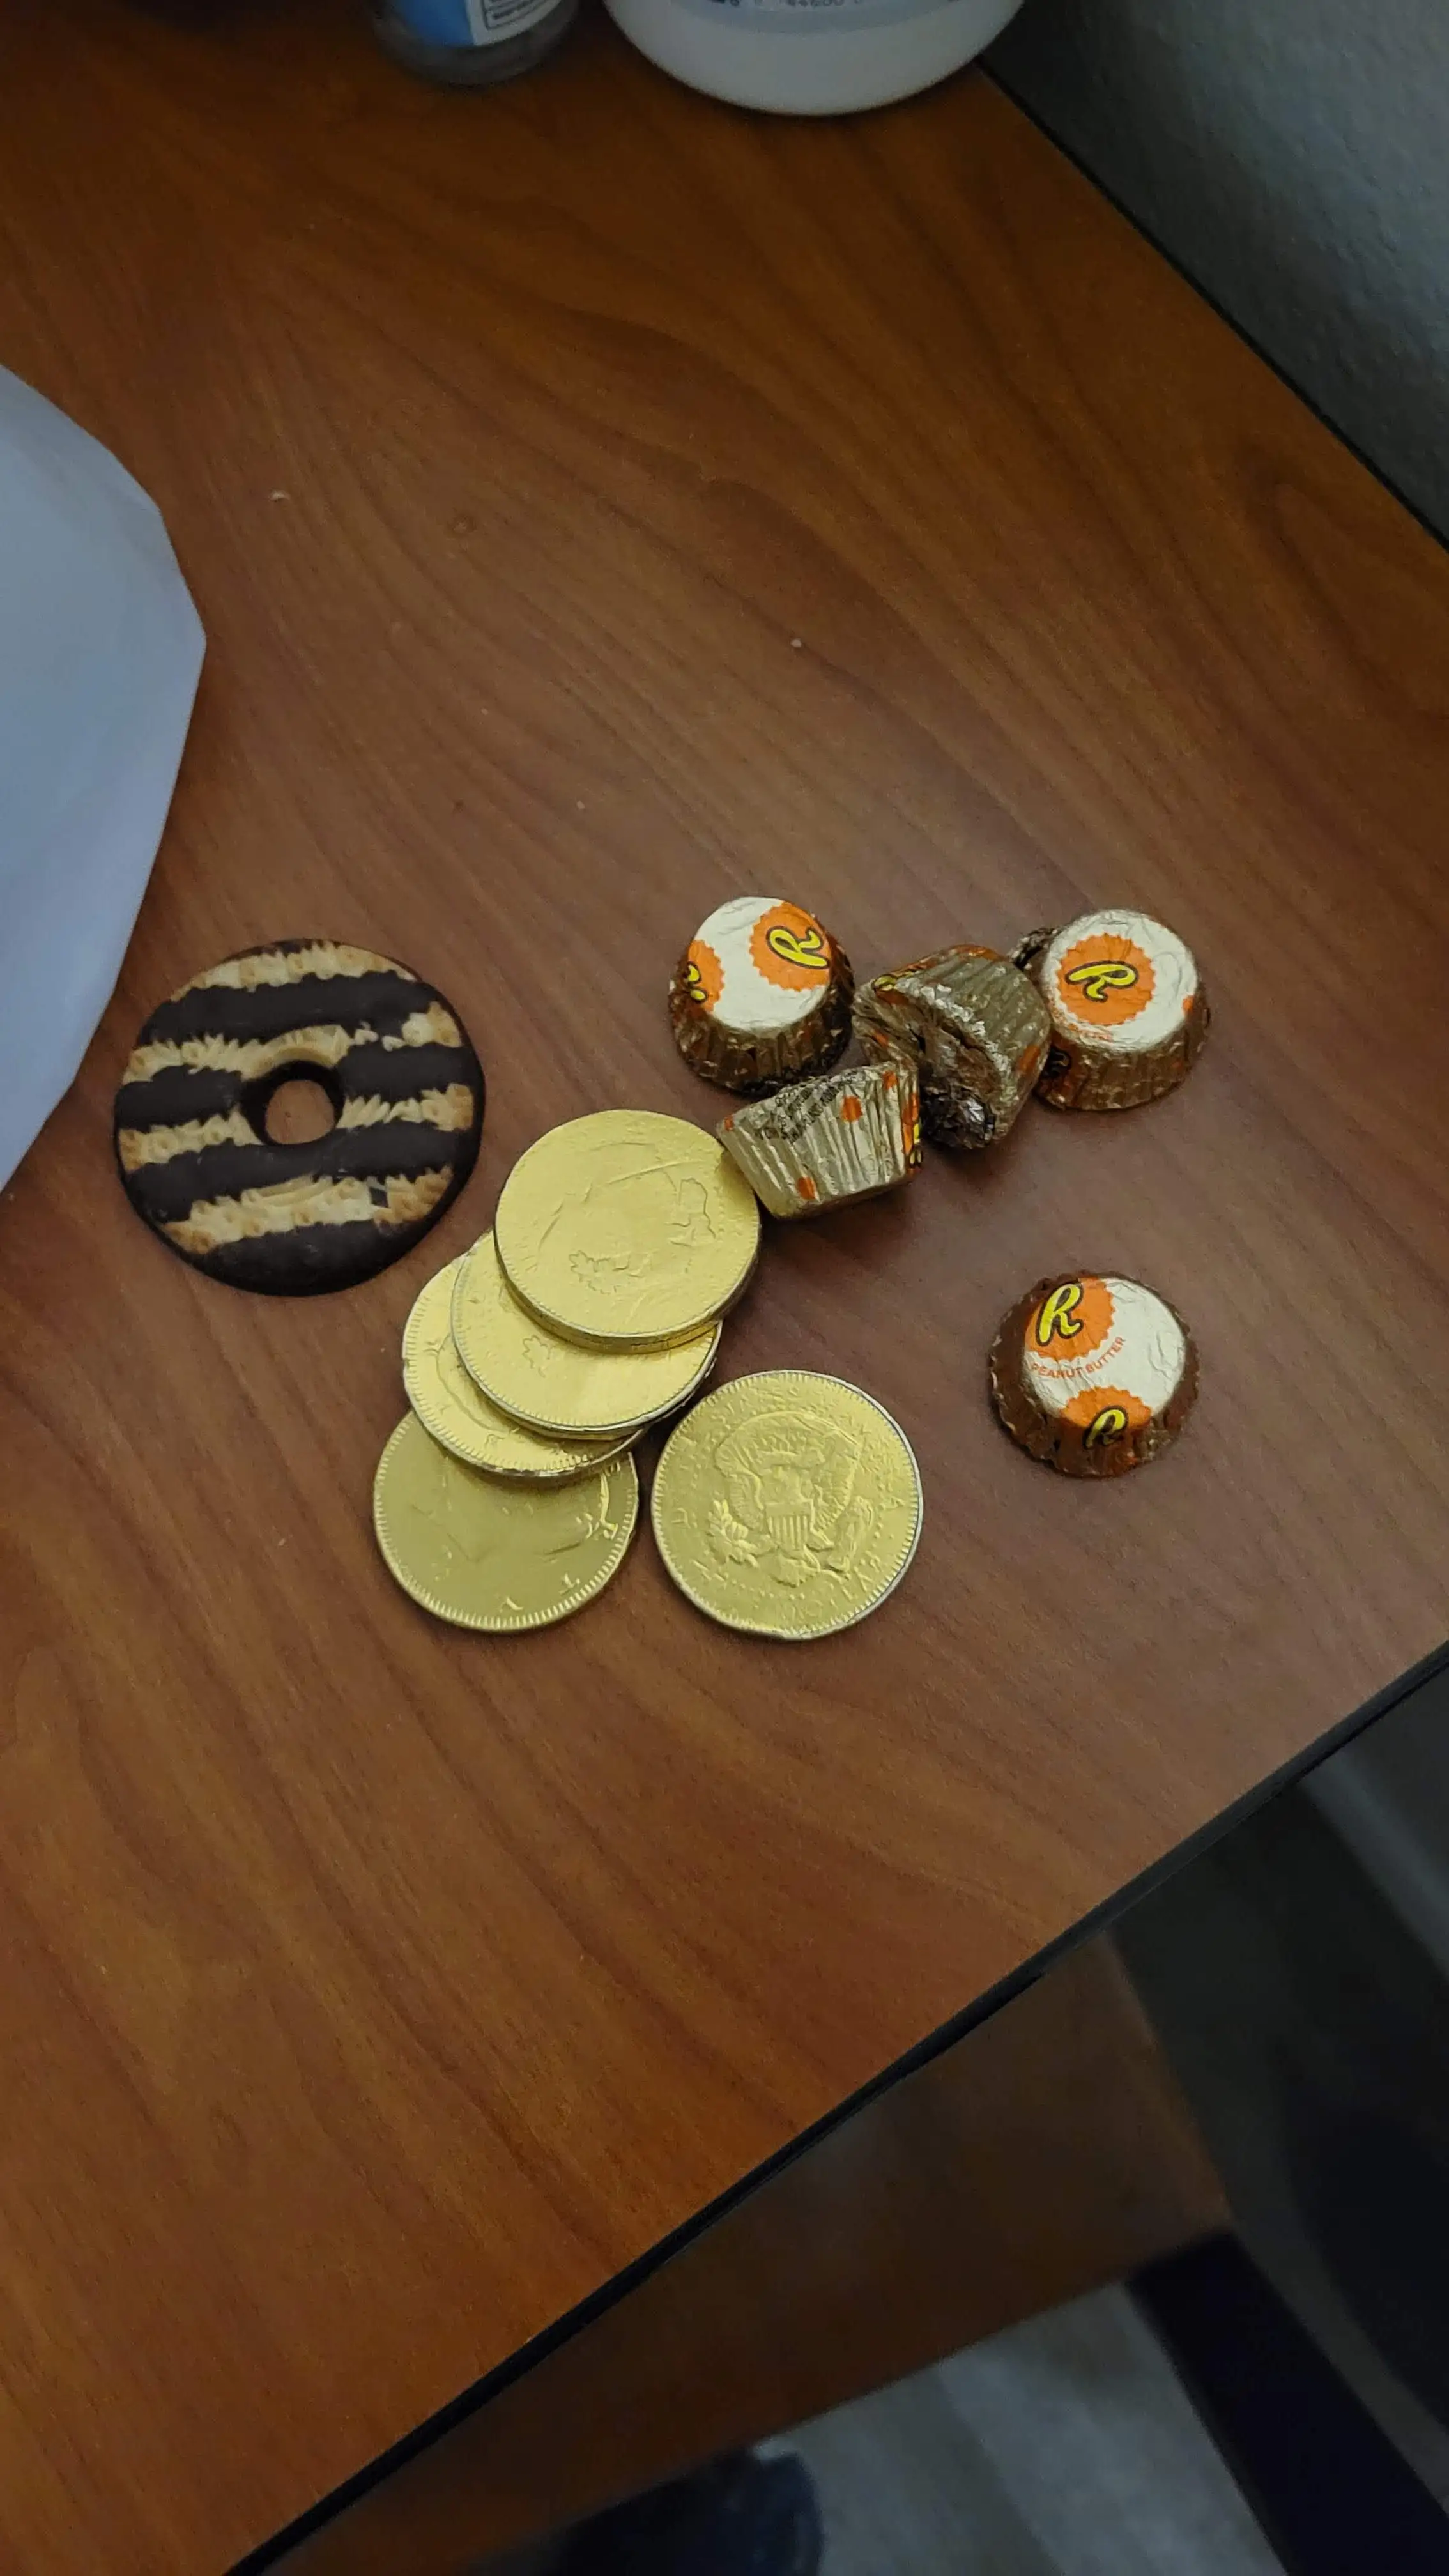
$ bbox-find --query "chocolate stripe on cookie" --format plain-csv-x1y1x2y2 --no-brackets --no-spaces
163,1169,451,1257
173,1213,439,1296
116,1043,475,1140
116,1066,269,1131
139,973,449,1055
118,1086,475,1175
122,1119,465,1225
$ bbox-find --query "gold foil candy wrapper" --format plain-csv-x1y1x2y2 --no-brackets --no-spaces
989,1272,1198,1478
1014,909,1209,1110
851,944,1050,1149
670,894,854,1094
717,1059,923,1219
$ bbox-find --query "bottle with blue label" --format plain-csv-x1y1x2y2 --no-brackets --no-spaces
372,0,577,85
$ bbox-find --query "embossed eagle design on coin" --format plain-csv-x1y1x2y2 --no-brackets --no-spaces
652,1372,922,1641
707,1407,873,1588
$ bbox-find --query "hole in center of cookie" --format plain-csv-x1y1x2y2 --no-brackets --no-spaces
263,1078,337,1146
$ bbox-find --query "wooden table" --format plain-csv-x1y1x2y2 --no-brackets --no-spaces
2,3,1446,2567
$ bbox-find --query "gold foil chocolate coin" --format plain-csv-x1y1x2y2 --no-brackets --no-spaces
402,1260,630,1482
373,1413,639,1630
651,1371,923,1641
493,1110,760,1349
452,1232,719,1438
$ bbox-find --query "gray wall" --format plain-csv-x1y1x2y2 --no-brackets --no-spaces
989,0,1449,539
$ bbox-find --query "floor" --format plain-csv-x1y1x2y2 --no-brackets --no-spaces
482,2278,1284,2574
764,2283,1284,2575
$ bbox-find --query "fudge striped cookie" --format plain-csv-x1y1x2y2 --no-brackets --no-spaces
114,939,484,1294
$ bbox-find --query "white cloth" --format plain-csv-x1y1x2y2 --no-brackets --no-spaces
0,367,204,1188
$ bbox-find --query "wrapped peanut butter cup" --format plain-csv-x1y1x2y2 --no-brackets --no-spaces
989,1272,1198,1477
718,1059,923,1218
1014,908,1208,1110
851,944,1050,1149
670,895,854,1094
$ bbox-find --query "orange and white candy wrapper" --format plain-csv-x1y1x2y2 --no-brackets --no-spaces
990,1272,1198,1477
1016,908,1209,1110
670,895,854,1094
718,1059,923,1220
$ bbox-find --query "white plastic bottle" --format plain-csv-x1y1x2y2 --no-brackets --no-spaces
604,0,1024,116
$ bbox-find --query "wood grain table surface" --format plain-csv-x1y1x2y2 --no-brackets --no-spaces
2,2,1447,2566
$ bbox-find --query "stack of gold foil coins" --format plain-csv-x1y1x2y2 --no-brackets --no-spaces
372,1109,760,1632
372,1100,926,1639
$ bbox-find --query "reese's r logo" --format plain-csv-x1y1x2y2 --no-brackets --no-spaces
1034,1282,1085,1347
1065,958,1138,1006
1084,1404,1129,1448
